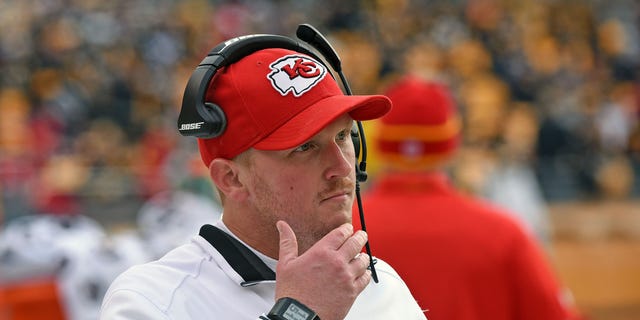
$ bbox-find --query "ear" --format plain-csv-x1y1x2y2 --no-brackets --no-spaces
209,158,249,201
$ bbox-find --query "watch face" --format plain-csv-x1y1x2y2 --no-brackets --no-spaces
283,303,312,320
269,298,317,320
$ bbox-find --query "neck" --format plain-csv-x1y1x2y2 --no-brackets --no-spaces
222,211,280,259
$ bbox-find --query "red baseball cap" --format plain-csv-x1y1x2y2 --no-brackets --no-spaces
376,75,461,170
197,48,391,165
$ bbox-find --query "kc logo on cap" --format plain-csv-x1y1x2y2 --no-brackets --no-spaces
268,55,327,97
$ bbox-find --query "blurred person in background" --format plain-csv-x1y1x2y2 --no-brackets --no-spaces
354,74,582,319
482,102,552,245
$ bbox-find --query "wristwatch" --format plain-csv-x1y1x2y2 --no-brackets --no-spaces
266,297,320,320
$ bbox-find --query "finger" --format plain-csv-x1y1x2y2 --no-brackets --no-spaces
338,230,368,261
350,252,370,274
277,220,298,263
354,269,372,290
317,223,354,250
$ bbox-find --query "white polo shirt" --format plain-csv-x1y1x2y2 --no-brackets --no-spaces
100,220,426,319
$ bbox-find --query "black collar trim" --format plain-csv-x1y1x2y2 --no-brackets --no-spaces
199,224,276,286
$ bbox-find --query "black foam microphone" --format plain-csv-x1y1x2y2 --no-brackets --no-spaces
296,24,378,283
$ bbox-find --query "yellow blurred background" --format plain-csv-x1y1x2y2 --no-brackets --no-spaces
0,0,639,319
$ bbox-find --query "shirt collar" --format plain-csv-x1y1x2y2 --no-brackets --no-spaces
198,220,276,287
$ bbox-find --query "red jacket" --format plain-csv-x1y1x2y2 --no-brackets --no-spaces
354,172,579,320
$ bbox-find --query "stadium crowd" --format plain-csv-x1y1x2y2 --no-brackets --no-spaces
0,0,639,318
1,0,639,224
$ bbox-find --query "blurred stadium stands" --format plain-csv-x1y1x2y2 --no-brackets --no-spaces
0,0,639,319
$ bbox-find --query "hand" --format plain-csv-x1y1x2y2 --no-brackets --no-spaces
274,220,372,320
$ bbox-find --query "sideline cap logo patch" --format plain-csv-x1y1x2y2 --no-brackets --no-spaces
268,54,327,97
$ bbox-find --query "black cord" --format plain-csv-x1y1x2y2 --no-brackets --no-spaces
355,181,378,283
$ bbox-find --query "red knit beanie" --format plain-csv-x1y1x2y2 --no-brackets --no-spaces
376,75,461,170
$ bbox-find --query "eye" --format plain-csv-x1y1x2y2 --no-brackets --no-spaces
336,129,349,142
294,142,314,152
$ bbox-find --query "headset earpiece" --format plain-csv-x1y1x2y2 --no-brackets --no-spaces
177,34,324,139
351,123,361,159
202,102,227,136
351,123,368,182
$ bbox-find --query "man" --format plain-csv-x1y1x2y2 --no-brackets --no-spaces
354,75,582,319
100,41,425,319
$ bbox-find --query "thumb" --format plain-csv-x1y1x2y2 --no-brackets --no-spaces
277,220,298,263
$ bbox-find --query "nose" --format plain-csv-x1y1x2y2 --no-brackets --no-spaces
323,142,354,180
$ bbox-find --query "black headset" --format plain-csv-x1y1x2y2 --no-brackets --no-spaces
177,24,378,282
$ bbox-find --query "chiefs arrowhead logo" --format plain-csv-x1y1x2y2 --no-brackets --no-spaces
267,55,327,97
